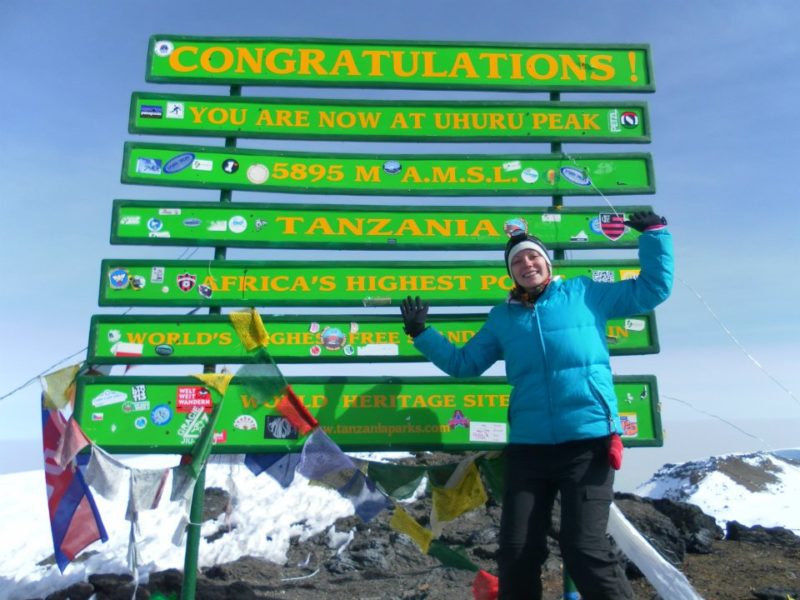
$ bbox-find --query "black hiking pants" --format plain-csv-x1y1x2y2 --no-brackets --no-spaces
497,437,633,600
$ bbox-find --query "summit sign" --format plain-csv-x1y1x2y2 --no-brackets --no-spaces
148,36,654,92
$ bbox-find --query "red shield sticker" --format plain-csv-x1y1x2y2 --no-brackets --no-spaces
177,272,196,292
599,213,625,241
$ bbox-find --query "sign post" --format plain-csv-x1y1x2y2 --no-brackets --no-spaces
73,35,663,599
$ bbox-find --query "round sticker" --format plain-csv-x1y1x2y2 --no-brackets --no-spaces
131,275,146,290
151,404,172,426
229,216,247,233
147,218,163,232
134,417,147,430
221,159,239,174
108,268,129,290
154,40,174,57
310,345,321,357
589,218,602,234
247,164,270,184
108,329,121,343
521,168,539,184
383,160,402,174
621,111,639,128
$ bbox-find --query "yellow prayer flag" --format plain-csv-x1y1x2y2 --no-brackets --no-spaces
390,505,434,554
42,364,81,409
229,308,268,350
193,373,235,396
431,462,488,524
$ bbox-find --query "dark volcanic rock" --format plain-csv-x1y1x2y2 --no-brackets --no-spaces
650,497,723,554
44,581,94,600
752,586,800,599
614,494,686,566
726,521,800,548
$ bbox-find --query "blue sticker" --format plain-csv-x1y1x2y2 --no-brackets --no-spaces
164,152,195,174
140,105,163,119
589,217,602,234
155,344,174,356
109,268,129,289
560,167,591,186
183,218,202,227
134,417,147,430
147,218,163,232
151,404,172,426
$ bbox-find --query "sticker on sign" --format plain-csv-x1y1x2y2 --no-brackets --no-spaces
469,422,507,443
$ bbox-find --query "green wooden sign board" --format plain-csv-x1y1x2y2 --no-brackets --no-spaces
112,200,651,250
99,259,643,307
74,375,662,453
146,36,654,92
122,143,654,197
88,312,658,364
131,93,650,143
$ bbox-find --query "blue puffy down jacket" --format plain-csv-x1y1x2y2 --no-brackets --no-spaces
413,228,674,444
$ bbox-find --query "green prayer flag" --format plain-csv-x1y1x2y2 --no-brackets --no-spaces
366,462,426,500
476,453,507,503
427,540,479,572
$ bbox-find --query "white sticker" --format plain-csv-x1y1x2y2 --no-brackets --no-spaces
356,344,399,357
502,160,522,172
110,342,143,357
107,329,121,343
624,318,645,332
148,231,171,238
521,168,539,184
166,102,184,119
469,422,507,443
234,415,258,431
192,159,213,171
208,220,228,232
120,215,141,225
541,213,562,223
91,389,128,408
159,208,181,216
247,163,270,184
153,40,174,57
229,216,247,233
570,230,589,242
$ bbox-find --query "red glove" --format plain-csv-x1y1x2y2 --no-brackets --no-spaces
608,433,623,470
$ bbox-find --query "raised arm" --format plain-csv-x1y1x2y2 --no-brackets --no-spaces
588,211,674,318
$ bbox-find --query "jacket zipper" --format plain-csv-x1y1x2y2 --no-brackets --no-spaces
532,303,555,444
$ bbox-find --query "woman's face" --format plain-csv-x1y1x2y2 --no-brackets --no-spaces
510,249,550,291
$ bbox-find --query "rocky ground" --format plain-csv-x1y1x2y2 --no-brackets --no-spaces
34,453,800,600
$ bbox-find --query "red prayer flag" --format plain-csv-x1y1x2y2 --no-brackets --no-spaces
276,385,318,436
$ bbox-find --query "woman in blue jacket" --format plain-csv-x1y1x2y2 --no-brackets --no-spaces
400,211,673,600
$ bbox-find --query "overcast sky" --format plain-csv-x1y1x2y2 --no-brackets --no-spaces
1,1,799,479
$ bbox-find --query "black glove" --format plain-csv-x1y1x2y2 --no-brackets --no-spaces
400,296,429,338
624,210,667,232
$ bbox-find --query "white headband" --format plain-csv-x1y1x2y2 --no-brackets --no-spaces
507,240,552,269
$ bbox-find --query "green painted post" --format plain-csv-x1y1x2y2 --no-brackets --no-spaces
180,84,240,600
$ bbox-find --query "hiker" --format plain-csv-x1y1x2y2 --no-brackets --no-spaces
400,211,673,599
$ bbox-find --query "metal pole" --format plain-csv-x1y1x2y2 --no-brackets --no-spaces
180,84,241,600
